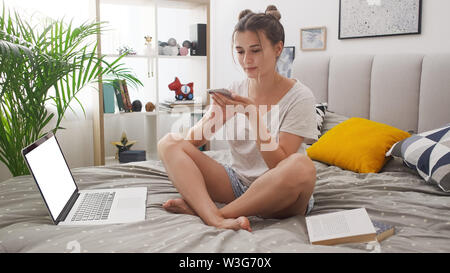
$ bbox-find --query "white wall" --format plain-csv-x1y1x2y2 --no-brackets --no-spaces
209,0,450,150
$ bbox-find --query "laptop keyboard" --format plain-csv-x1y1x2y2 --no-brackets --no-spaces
71,192,116,222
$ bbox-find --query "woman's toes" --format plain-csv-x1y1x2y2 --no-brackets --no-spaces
163,198,196,215
237,216,252,232
217,217,252,232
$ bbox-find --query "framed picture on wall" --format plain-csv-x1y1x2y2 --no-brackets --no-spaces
276,46,295,78
339,0,422,39
300,26,327,51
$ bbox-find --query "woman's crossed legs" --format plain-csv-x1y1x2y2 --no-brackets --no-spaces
157,133,316,232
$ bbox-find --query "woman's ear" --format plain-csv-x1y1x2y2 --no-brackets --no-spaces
276,41,284,57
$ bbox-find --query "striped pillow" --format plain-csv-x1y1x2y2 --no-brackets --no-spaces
386,124,450,192
315,103,328,137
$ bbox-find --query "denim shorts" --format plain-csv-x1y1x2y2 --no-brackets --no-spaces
223,165,315,215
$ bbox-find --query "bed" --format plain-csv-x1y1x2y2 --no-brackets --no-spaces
1,54,449,253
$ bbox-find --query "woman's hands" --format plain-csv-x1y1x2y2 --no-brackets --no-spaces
210,91,259,121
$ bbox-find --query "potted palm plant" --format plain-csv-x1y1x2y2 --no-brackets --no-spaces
0,5,143,177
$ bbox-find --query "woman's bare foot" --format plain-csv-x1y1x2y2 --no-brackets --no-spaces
163,198,252,232
162,198,196,215
216,216,252,232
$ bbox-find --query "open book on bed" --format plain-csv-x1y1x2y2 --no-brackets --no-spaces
306,208,378,245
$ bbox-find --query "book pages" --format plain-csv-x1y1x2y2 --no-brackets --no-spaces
306,208,376,245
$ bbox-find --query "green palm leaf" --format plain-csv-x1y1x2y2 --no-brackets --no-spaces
0,5,143,177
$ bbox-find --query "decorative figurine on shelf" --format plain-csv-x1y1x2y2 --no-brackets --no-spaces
111,132,137,159
168,77,194,100
145,101,155,112
180,40,192,56
132,100,142,112
117,45,137,56
162,38,180,56
144,35,152,46
145,36,155,77
158,41,168,55
144,35,153,55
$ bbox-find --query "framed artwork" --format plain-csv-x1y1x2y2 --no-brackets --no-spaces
300,26,327,51
339,0,422,39
276,46,295,78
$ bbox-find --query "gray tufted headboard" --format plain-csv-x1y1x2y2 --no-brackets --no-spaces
293,54,450,133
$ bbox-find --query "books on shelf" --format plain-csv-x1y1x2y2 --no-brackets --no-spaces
111,79,132,113
121,80,133,111
112,80,124,111
306,208,377,245
162,97,202,106
159,97,203,113
102,83,116,113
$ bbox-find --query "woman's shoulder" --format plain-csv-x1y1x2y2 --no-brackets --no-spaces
285,79,315,103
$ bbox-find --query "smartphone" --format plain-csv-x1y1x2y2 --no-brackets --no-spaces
208,88,232,99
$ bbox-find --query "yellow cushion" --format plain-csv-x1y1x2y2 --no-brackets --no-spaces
306,117,411,173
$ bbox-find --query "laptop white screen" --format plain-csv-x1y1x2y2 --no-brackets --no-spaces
25,136,76,220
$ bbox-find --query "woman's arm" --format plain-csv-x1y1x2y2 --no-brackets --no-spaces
251,110,304,168
185,113,210,148
214,92,304,168
185,96,236,147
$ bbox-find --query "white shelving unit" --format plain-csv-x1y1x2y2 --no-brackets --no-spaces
159,55,207,59
95,0,210,165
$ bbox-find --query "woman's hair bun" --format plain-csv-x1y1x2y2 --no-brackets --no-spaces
265,5,281,21
238,9,253,20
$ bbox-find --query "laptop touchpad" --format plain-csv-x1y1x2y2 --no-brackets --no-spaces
117,198,142,209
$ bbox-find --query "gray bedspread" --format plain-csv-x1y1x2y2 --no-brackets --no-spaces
0,150,449,253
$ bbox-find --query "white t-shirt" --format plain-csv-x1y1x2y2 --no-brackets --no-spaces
223,79,318,187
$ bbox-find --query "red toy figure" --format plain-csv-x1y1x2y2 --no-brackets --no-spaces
168,77,194,100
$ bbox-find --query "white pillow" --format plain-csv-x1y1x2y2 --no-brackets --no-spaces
321,111,349,136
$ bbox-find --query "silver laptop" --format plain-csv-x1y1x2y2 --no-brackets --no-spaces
22,132,147,226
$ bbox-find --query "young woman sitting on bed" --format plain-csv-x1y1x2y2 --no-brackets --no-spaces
158,5,317,232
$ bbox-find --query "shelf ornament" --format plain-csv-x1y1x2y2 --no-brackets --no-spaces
111,132,137,159
168,77,194,100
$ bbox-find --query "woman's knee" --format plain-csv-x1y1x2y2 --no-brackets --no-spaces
158,133,184,155
280,153,316,189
